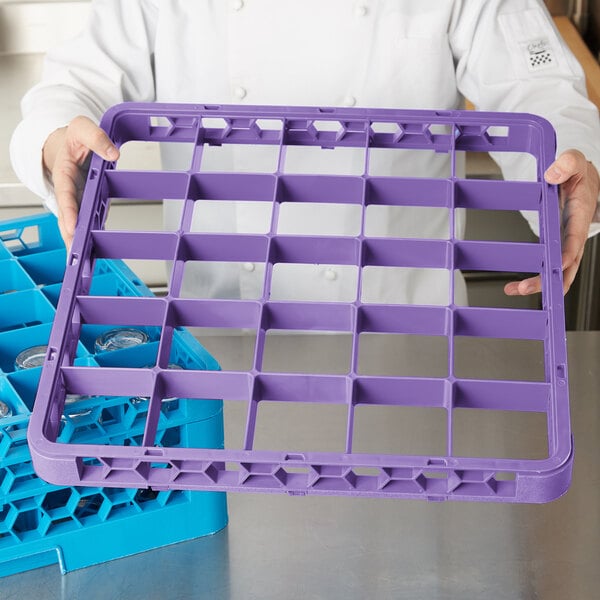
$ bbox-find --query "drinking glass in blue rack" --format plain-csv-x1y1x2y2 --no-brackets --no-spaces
14,345,48,371
94,328,149,354
0,401,12,419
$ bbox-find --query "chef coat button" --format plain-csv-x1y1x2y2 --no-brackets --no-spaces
234,86,247,100
243,262,255,272
232,0,244,11
355,4,368,17
343,95,356,107
324,269,337,281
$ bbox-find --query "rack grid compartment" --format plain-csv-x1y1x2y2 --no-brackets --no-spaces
0,213,227,576
28,104,571,503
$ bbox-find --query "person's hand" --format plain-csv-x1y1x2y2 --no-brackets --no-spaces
42,116,119,250
504,149,600,296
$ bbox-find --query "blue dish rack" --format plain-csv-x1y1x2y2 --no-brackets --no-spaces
0,212,227,577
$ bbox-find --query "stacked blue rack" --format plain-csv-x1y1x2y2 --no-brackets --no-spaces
0,213,227,577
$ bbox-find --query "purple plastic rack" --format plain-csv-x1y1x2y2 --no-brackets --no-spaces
28,103,572,503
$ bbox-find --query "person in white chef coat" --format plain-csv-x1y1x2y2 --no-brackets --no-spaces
10,0,600,305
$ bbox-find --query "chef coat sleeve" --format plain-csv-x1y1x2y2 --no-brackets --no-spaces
450,0,600,237
9,0,157,214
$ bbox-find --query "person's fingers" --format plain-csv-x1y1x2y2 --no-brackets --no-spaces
561,246,585,294
505,252,584,296
503,274,542,296
53,156,82,249
503,236,585,296
544,150,585,186
539,149,597,295
502,150,597,298
67,116,119,162
561,218,588,272
57,205,77,252
50,118,119,250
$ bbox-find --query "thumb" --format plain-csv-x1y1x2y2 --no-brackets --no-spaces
544,150,584,185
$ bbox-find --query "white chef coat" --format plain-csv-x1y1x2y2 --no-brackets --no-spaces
10,0,600,305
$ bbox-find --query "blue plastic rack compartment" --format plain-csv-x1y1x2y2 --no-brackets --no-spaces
0,212,227,577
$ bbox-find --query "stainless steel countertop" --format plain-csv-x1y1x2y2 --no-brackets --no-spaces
3,331,599,600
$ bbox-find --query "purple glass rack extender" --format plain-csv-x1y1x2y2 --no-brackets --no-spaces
27,103,572,503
